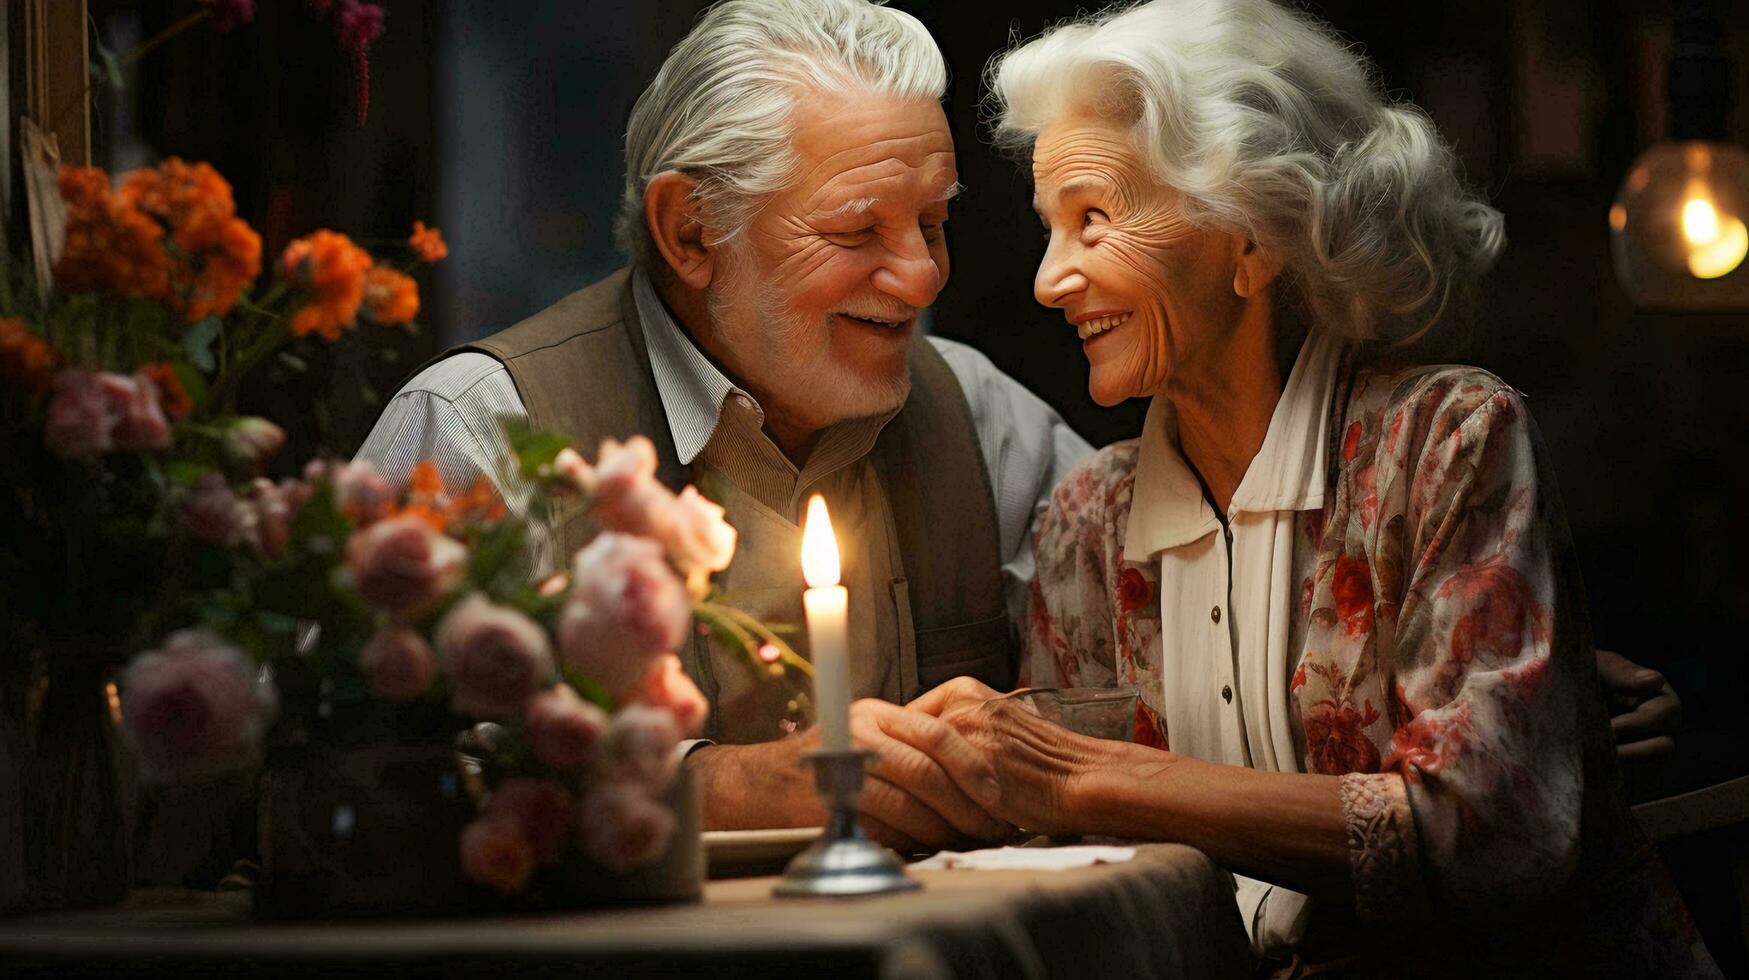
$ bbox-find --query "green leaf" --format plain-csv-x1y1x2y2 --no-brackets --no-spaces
513,432,572,481
163,460,208,487
180,316,222,373
558,667,615,712
91,40,124,90
289,482,350,550
172,362,208,412
276,351,308,373
467,520,528,591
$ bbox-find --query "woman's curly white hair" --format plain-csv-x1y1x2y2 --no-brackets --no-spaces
988,0,1505,343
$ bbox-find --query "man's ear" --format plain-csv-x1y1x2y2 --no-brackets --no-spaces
645,172,715,290
1232,236,1285,299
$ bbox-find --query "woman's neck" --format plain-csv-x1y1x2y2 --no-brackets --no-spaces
1166,295,1301,515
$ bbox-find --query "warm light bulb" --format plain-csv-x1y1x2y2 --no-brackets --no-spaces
800,493,840,588
1682,196,1721,244
1688,215,1749,278
1610,140,1749,309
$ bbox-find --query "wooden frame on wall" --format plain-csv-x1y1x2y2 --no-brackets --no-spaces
21,0,89,167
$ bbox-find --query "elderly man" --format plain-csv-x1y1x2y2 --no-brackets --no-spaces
360,0,1677,851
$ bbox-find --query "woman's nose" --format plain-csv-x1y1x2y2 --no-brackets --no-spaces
1035,235,1087,309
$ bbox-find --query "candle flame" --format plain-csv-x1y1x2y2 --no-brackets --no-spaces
801,493,841,588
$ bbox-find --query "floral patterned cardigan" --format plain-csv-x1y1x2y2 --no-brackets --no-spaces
1023,356,1714,974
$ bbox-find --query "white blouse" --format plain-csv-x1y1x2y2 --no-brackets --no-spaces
1119,329,1342,955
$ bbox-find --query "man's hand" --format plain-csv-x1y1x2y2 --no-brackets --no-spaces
1596,648,1681,763
688,698,1013,854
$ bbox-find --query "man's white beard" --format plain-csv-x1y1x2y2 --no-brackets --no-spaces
706,253,912,429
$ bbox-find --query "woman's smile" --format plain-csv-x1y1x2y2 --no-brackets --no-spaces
1072,309,1132,341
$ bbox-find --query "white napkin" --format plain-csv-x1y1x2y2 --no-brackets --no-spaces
911,845,1136,871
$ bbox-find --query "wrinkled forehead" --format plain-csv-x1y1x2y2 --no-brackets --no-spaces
785,93,959,210
1030,114,1156,204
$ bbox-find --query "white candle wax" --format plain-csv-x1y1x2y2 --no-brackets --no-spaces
800,494,852,753
803,584,851,752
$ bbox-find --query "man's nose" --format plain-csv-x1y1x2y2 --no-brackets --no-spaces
872,229,945,309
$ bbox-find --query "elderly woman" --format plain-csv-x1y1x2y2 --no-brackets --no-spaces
918,1,1716,975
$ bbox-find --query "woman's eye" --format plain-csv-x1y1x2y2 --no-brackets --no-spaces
1083,208,1108,228
921,222,945,241
825,228,874,246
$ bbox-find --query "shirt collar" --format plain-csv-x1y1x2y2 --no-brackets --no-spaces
1121,329,1343,561
630,268,762,465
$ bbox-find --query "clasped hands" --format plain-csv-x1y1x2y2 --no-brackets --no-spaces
689,677,1130,854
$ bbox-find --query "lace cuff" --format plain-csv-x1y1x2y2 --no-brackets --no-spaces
1338,772,1428,923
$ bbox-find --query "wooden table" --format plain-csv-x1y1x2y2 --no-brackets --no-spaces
0,844,1251,979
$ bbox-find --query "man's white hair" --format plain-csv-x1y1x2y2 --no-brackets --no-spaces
616,0,948,269
989,0,1506,343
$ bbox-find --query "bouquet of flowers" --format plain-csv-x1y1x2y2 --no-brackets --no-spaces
115,426,801,891
0,156,446,680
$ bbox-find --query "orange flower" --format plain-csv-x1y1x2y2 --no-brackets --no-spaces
362,267,419,326
118,158,262,321
447,476,507,524
394,461,450,530
139,362,193,420
54,166,170,301
409,221,447,263
281,230,372,340
0,318,56,397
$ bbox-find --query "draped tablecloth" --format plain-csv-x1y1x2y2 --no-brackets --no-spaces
0,843,1251,979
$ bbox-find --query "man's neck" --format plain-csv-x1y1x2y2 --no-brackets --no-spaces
654,272,824,464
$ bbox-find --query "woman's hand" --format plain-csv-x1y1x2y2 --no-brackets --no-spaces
913,678,1143,837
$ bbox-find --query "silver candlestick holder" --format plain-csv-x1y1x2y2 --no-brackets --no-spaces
773,749,920,898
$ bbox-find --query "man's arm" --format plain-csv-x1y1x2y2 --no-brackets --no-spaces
928,337,1094,629
354,351,558,576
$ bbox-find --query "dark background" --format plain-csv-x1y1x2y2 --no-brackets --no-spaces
87,0,1749,966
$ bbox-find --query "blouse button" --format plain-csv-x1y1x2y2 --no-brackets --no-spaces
1211,606,1222,624
1221,685,1233,704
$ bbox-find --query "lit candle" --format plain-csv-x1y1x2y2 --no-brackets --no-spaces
801,494,851,753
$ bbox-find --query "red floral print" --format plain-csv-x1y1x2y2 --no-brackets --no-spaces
1332,553,1374,636
1304,698,1382,774
1117,566,1153,611
1439,557,1546,664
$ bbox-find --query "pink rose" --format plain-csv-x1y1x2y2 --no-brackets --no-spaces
487,778,576,865
240,478,293,558
591,436,675,537
547,447,597,496
183,472,245,546
660,485,736,594
600,704,682,793
220,417,286,477
436,593,553,718
332,459,394,525
622,654,708,738
43,369,170,458
119,629,278,783
558,533,690,696
342,514,467,614
357,625,435,702
459,815,535,893
577,782,675,872
524,684,608,770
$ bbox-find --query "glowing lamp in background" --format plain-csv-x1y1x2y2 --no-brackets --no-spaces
1609,0,1749,310
800,494,851,753
1612,143,1749,308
